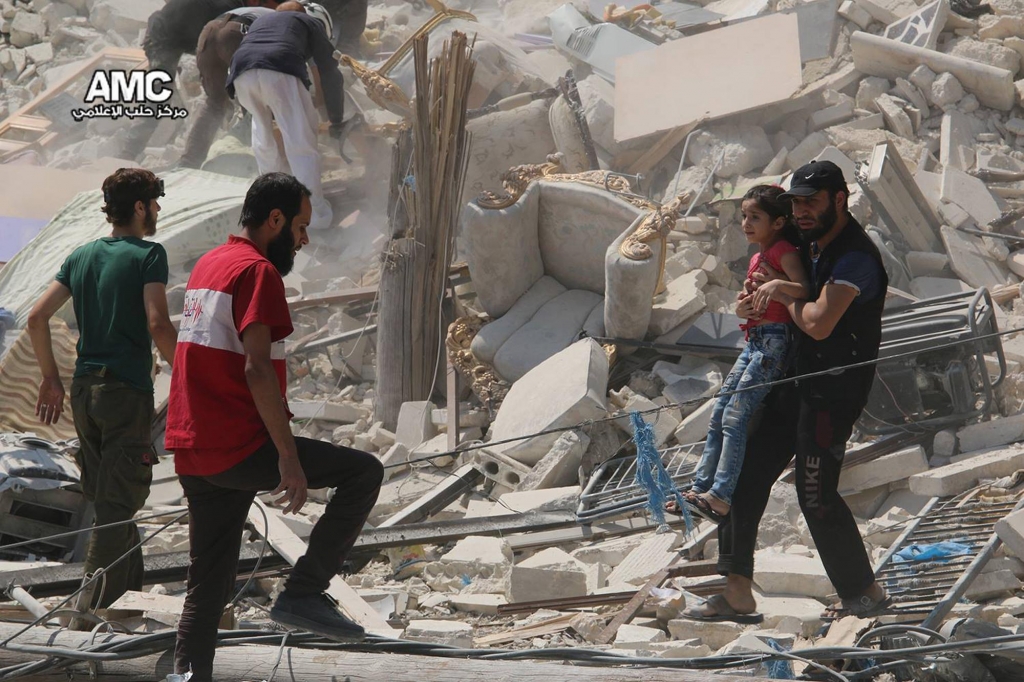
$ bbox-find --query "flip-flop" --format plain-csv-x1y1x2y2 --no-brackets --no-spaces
822,593,893,620
663,488,700,515
684,496,729,524
681,594,764,624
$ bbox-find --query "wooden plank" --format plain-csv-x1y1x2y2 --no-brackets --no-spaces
593,552,687,644
0,622,776,681
247,500,400,635
614,13,801,142
287,284,378,311
474,613,576,646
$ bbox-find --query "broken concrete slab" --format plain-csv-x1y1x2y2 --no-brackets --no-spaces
906,251,950,278
395,401,437,451
614,12,801,142
451,593,508,615
509,547,589,602
612,624,669,649
930,71,966,108
517,430,589,491
489,339,609,466
606,532,683,587
858,0,920,24
667,617,751,649
839,446,929,493
996,508,1024,561
909,276,972,298
966,569,1023,601
650,270,708,336
851,31,1016,111
940,225,1014,290
492,486,579,515
958,413,1024,453
440,536,514,580
909,443,1024,496
405,619,475,648
864,141,943,252
840,0,873,29
941,167,1001,225
686,124,776,179
875,93,915,138
754,594,826,637
883,0,949,50
752,550,833,599
571,534,649,568
946,37,1021,77
940,110,975,171
609,388,681,448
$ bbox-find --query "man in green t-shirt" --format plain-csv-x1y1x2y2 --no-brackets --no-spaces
27,168,178,609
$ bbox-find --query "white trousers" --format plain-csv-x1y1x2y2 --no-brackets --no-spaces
234,69,333,230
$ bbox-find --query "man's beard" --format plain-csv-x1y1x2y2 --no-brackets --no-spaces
143,204,157,237
800,200,837,243
267,222,296,275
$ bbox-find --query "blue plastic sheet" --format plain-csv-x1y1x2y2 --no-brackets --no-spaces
892,541,973,563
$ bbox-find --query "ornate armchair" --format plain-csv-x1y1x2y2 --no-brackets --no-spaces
451,164,677,396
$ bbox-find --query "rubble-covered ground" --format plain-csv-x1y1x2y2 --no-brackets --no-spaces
10,0,1024,679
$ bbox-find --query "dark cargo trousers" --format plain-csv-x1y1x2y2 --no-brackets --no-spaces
70,374,155,609
174,437,383,682
715,383,877,600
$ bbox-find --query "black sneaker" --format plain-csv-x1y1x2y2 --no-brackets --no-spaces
270,591,366,642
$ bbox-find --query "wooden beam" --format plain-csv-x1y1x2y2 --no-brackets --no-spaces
0,623,774,681
248,500,400,635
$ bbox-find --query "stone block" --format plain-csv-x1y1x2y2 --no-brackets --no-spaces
667,617,750,649
965,569,1023,601
839,446,929,493
379,443,410,481
905,251,950,278
650,270,707,336
613,624,668,649
842,485,891,519
933,428,958,458
909,276,971,299
23,41,51,65
940,225,1012,291
876,488,932,517
368,422,396,450
755,594,826,637
489,339,609,465
958,413,1024,453
876,93,915,138
607,533,683,586
996,509,1024,560
857,77,891,111
493,486,579,514
406,620,474,648
909,443,1024,496
517,430,589,491
752,550,833,599
946,37,1020,77
931,71,966,107
395,401,437,450
673,398,715,445
290,400,370,424
451,594,508,615
410,433,457,468
940,110,975,171
839,0,873,29
941,167,1000,225
809,100,856,131
646,640,713,658
474,448,533,490
571,535,649,568
9,10,46,47
440,536,514,579
787,131,830,169
508,547,589,602
685,124,776,179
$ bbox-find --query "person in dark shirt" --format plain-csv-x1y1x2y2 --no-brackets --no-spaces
179,5,277,168
228,2,344,230
680,161,891,625
120,0,282,162
26,168,178,611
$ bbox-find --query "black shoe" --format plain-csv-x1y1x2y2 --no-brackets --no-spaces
270,591,366,642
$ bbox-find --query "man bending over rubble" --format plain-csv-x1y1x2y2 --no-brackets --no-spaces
683,161,892,623
28,168,178,609
166,173,383,681
120,0,283,162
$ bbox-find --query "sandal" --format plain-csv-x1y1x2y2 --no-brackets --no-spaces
685,495,729,524
822,592,892,619
681,594,764,624
664,488,700,515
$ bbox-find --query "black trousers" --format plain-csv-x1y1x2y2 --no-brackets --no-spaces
716,383,876,600
174,437,383,681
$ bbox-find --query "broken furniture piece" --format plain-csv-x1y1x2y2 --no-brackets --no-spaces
457,164,678,389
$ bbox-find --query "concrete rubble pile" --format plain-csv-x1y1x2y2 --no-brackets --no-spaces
12,0,1024,679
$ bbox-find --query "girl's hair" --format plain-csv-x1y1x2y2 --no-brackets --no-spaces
742,184,799,245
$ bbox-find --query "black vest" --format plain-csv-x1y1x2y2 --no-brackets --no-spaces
794,217,889,410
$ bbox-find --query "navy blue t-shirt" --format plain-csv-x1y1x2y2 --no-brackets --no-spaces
812,250,885,304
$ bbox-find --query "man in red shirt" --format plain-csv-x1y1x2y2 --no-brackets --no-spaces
166,172,382,681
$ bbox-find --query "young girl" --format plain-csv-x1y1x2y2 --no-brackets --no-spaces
677,185,809,523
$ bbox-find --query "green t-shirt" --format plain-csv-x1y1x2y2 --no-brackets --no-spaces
55,237,169,392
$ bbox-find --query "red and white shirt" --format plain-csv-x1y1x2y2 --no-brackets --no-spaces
166,235,293,476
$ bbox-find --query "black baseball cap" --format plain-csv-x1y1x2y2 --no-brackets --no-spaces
780,160,848,198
